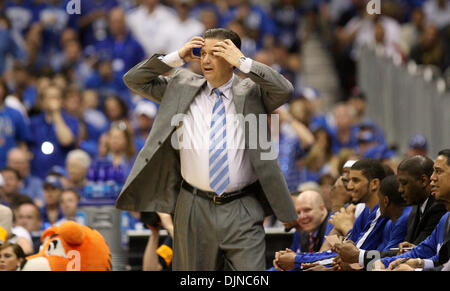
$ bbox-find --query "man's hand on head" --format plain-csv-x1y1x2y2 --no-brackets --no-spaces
178,36,205,63
211,39,244,68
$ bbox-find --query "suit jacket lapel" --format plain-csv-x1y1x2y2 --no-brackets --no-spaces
231,76,247,115
177,77,206,114
406,205,418,241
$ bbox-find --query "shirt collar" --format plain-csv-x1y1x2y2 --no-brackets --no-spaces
206,74,235,100
420,197,429,215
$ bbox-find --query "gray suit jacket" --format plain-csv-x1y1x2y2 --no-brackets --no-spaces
115,54,297,222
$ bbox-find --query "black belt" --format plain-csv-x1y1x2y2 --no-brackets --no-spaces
181,180,259,205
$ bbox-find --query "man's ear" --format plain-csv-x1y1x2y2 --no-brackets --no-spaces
384,195,390,208
370,178,380,192
420,174,430,188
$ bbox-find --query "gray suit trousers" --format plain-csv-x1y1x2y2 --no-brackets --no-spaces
172,186,266,271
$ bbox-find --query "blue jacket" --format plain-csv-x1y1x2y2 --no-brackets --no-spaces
381,212,450,267
378,206,412,251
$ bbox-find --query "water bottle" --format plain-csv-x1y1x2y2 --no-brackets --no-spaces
85,162,97,199
113,165,125,196
105,163,116,199
95,161,107,198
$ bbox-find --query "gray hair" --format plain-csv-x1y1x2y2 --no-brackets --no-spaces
66,149,91,169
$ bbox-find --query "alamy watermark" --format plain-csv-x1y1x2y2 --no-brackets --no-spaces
170,113,279,161
367,0,381,15
66,0,81,15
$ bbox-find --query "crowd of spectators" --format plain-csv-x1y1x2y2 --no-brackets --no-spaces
0,0,449,270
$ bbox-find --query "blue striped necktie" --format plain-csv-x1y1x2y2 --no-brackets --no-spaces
209,88,230,195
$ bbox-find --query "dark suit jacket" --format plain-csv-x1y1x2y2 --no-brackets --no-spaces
115,54,297,222
299,216,329,253
405,196,447,245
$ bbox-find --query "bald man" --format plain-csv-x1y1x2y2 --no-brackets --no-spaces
272,191,329,270
7,148,44,207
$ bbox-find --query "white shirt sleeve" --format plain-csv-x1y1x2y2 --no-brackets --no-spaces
423,259,434,269
239,57,253,74
160,51,185,68
358,250,366,267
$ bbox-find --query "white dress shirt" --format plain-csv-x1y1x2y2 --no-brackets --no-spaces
161,52,257,193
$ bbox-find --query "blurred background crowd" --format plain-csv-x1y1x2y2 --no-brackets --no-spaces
0,0,449,255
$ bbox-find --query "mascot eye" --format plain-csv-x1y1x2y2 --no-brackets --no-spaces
45,238,66,257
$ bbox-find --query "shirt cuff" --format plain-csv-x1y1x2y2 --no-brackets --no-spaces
423,259,434,269
358,250,365,267
239,57,253,74
160,51,185,68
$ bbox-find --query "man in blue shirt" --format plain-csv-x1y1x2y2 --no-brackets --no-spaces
0,14,25,75
94,7,146,77
0,78,30,170
29,85,79,179
6,147,44,208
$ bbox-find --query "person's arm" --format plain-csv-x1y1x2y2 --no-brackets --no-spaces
142,226,163,271
123,37,203,104
52,111,76,147
211,39,294,112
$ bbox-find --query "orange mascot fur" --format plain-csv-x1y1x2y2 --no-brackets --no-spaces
22,221,111,271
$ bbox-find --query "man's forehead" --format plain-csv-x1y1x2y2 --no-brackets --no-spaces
349,169,364,178
434,156,450,171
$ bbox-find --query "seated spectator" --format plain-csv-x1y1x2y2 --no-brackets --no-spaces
220,0,277,49
0,167,23,207
8,195,34,255
423,0,450,29
6,147,44,208
84,57,131,108
0,14,25,75
55,188,85,226
327,103,359,155
271,190,329,271
94,6,145,76
0,242,26,271
399,7,425,56
0,204,12,244
407,134,428,157
13,201,42,253
125,0,178,56
29,85,79,179
0,77,31,170
133,101,157,152
65,149,91,197
77,0,119,47
166,0,205,54
103,121,136,177
410,23,447,71
104,95,130,126
41,175,64,229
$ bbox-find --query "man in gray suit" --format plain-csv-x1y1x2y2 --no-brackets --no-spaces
116,28,297,270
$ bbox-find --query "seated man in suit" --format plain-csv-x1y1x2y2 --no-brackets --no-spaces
271,190,329,270
378,149,450,271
